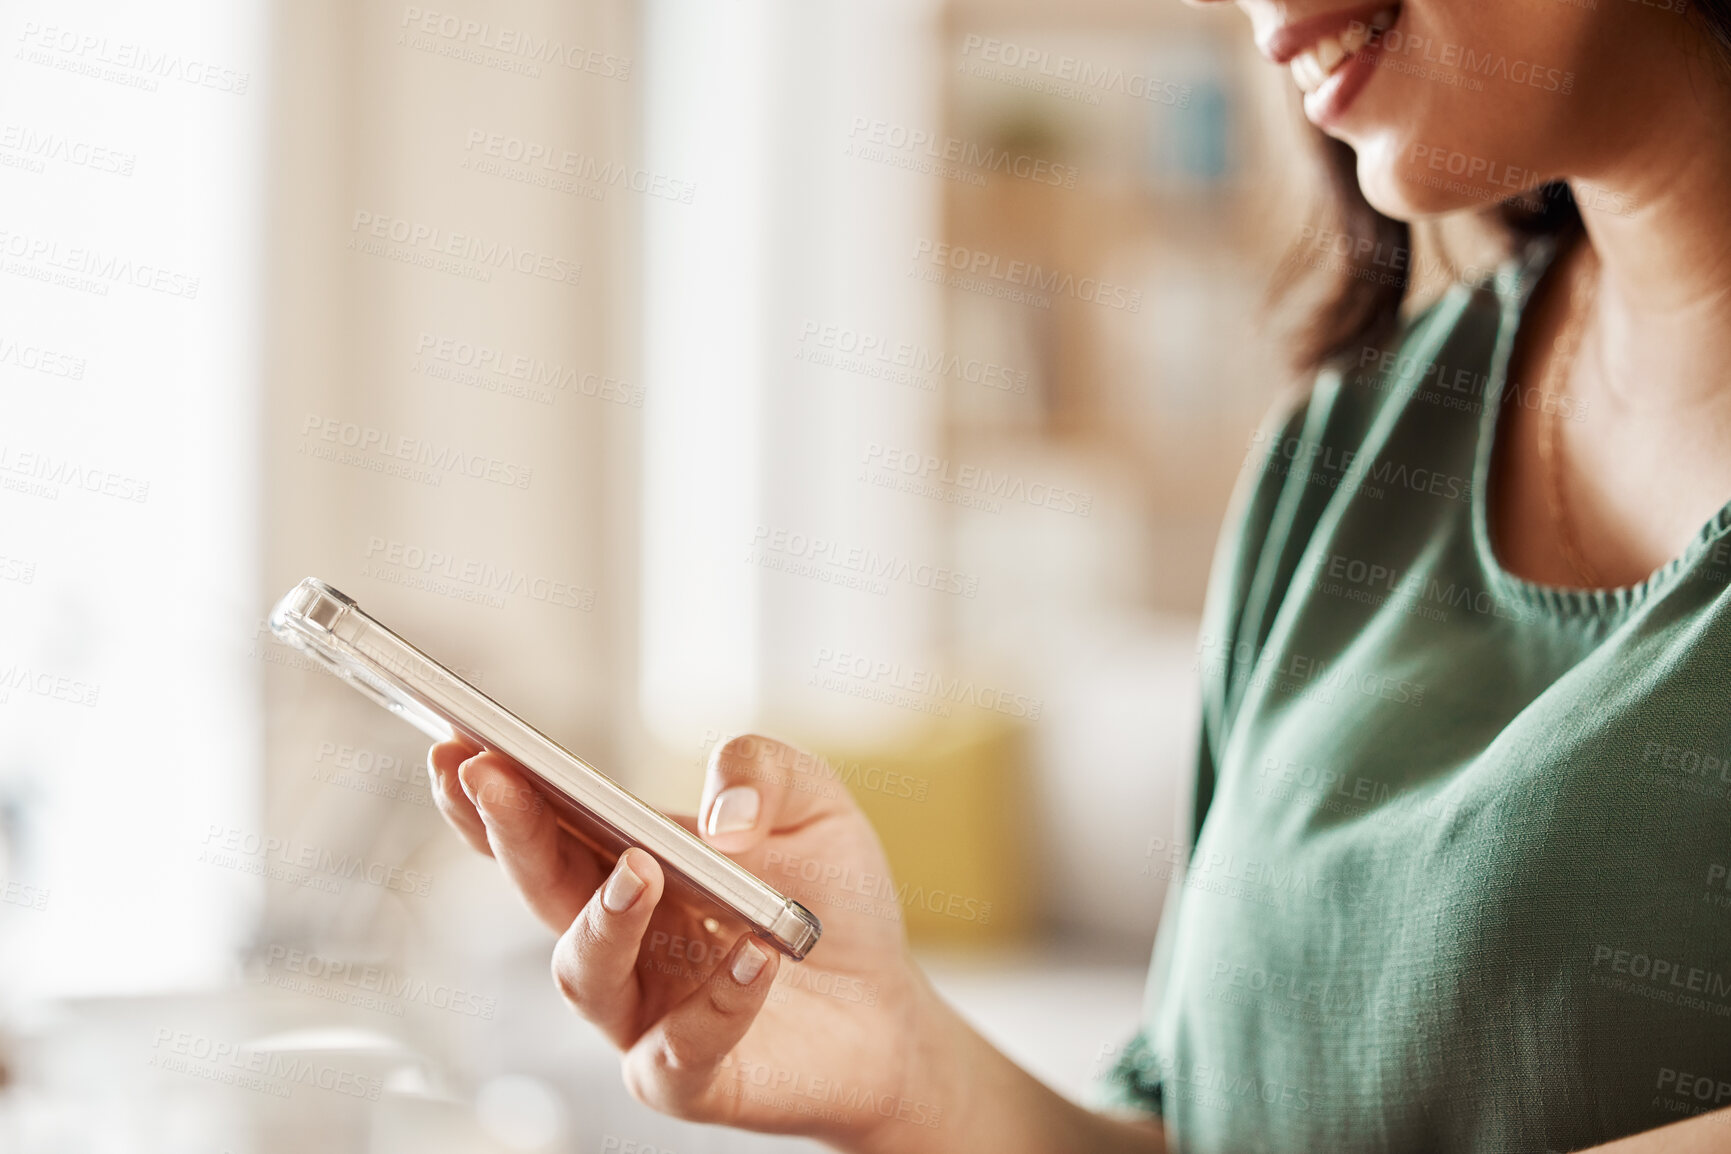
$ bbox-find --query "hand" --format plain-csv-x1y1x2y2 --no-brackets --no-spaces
426,732,946,1149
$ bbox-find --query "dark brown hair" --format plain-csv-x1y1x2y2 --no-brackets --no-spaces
1286,2,1731,373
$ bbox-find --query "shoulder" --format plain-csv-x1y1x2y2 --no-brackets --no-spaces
1200,281,1498,720
1243,273,1509,542
1194,239,1551,775
1309,283,1495,462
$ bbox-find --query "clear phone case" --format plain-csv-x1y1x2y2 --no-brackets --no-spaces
269,577,821,960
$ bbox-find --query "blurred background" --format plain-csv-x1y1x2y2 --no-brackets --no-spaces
0,0,1319,1149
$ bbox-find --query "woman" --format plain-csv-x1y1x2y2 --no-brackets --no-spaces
428,0,1731,1148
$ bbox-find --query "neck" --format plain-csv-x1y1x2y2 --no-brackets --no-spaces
1571,33,1731,413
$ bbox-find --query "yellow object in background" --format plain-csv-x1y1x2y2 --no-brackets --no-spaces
815,717,1035,947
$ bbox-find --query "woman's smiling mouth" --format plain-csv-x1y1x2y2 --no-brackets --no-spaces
1288,5,1401,94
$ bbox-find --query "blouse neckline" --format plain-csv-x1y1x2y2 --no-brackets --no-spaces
1465,234,1731,619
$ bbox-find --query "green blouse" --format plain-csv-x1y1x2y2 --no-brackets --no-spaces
1103,237,1731,1152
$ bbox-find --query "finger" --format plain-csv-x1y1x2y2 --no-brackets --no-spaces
461,752,602,930
551,847,666,1046
427,740,491,857
699,733,858,858
621,934,779,1116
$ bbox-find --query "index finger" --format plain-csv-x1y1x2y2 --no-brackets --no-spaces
463,751,605,932
428,739,490,856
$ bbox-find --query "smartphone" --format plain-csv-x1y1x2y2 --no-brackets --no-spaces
269,577,821,961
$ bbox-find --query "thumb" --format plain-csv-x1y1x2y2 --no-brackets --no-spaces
698,733,855,856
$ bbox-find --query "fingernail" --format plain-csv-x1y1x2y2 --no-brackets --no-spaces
458,756,481,806
705,786,760,837
730,942,767,985
601,855,645,914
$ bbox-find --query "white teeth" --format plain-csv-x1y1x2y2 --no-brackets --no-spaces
1289,44,1336,94
1288,6,1399,95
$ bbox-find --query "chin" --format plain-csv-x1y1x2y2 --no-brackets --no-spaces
1353,140,1487,222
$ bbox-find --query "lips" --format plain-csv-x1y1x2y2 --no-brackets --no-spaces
1259,1,1398,62
1287,5,1400,95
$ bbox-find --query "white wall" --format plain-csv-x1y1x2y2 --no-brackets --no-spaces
639,0,947,754
0,0,268,996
